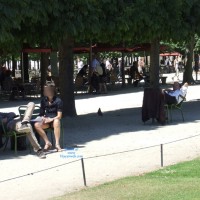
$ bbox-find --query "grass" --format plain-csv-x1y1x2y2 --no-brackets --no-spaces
53,158,200,200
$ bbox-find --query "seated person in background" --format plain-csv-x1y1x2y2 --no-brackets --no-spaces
0,66,6,89
0,102,46,158
2,70,14,90
77,65,88,77
76,65,88,85
130,61,143,87
2,70,18,100
164,82,188,105
34,84,63,152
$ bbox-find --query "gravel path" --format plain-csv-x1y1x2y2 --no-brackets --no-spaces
1,73,200,200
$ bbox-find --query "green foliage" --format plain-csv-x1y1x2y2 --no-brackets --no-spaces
1,0,200,81
0,0,24,42
1,0,200,52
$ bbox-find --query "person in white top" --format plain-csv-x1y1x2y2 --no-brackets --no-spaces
173,56,180,80
138,58,145,74
164,82,188,104
165,56,171,66
77,58,84,72
105,59,112,71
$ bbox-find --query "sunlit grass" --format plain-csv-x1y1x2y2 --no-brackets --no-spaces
52,158,200,200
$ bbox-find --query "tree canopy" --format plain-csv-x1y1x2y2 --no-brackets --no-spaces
1,0,200,115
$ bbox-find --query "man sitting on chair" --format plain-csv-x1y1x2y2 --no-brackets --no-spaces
0,102,46,159
34,84,63,152
164,82,188,105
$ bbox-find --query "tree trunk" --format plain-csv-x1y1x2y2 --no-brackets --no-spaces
50,52,59,76
194,53,199,81
183,36,195,83
22,52,29,82
12,55,17,77
37,60,40,70
150,39,160,88
121,41,125,88
59,36,77,117
40,52,49,96
7,59,10,70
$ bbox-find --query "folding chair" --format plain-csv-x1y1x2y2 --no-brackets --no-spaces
165,94,186,122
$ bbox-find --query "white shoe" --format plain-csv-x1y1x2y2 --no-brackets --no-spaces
18,124,31,133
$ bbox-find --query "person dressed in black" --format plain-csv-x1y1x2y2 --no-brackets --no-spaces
76,65,88,85
130,61,143,87
99,63,107,94
91,70,100,93
34,84,63,152
78,65,87,77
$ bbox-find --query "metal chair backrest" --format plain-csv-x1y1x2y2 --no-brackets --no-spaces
18,105,40,119
176,93,187,106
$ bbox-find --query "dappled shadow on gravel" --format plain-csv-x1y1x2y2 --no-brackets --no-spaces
64,99,200,147
1,93,200,159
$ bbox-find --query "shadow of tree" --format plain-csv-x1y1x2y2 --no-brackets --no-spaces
63,100,200,147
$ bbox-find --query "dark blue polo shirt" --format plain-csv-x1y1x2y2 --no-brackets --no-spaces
40,96,63,118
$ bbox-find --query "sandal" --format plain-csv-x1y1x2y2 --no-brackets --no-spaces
55,144,62,152
44,142,52,152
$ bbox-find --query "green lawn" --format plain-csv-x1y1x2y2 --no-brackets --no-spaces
53,158,200,200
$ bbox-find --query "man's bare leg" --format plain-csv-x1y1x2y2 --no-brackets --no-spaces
53,119,61,151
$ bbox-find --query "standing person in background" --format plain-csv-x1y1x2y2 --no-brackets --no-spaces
173,56,179,81
91,54,101,93
130,61,143,87
46,65,52,82
138,58,145,74
92,54,101,71
178,55,183,71
77,57,84,72
112,58,118,75
99,63,107,94
117,58,122,79
165,56,172,73
106,58,112,71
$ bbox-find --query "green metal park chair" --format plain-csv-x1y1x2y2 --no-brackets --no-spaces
0,105,41,154
165,94,186,122
1,118,30,154
1,105,64,154
19,105,64,148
